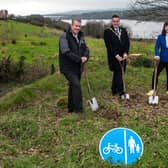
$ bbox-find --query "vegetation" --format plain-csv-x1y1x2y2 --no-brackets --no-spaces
128,0,168,21
0,20,168,168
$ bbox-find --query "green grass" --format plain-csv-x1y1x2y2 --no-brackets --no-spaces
0,20,168,168
0,20,61,65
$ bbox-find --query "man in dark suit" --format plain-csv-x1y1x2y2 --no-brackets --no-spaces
59,19,89,113
104,15,130,97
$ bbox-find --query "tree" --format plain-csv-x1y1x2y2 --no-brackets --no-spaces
129,0,168,21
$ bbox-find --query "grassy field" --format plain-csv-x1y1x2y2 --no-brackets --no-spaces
0,20,61,65
0,20,168,168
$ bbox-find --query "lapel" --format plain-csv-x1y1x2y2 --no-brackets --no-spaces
109,27,122,41
71,31,83,46
164,35,168,48
161,35,167,48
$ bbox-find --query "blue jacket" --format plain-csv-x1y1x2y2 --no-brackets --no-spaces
155,34,168,62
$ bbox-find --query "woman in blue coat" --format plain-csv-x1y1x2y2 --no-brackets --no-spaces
147,22,168,96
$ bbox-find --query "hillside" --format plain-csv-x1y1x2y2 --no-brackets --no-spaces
44,9,131,20
0,20,168,168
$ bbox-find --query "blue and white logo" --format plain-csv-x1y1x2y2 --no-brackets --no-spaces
99,128,144,165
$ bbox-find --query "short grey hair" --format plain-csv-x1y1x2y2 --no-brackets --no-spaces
72,18,81,25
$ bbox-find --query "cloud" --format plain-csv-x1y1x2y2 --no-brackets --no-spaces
1,0,130,15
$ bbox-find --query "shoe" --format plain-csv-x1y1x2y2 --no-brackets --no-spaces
75,111,83,113
112,92,118,96
68,111,73,113
146,90,154,96
74,109,83,113
112,90,119,96
119,91,125,99
68,109,74,113
119,91,125,96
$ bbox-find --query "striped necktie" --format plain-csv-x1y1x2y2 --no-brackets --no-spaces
115,28,120,36
73,34,79,44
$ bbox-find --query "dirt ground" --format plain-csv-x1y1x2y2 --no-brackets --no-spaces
96,90,168,122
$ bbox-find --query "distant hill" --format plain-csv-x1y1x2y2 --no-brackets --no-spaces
44,8,167,21
44,9,131,20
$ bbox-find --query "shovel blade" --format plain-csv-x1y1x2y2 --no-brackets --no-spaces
88,97,99,111
121,93,130,100
148,96,159,105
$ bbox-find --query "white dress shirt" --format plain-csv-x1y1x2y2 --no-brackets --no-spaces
166,34,168,48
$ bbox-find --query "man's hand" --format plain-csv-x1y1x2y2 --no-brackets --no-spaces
123,53,128,60
154,56,160,61
116,55,123,62
81,57,87,64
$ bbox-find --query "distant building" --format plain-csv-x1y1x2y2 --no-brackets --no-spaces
0,10,8,20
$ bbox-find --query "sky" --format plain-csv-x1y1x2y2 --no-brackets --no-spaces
1,0,131,15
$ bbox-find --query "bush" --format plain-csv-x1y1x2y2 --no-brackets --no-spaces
131,56,153,68
56,96,68,108
15,55,26,79
21,62,49,82
0,56,13,82
11,39,16,44
53,21,70,31
31,41,47,46
1,41,6,46
0,56,50,82
83,21,104,38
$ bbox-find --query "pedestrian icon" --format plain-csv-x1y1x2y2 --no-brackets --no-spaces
128,136,136,154
99,128,144,165
128,136,141,154
136,144,140,153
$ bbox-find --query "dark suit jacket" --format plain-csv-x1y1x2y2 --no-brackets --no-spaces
104,26,130,71
59,29,89,74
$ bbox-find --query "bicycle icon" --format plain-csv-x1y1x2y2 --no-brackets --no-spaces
103,143,123,155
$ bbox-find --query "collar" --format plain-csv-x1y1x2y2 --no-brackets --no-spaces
67,27,83,37
72,33,78,38
111,26,120,31
109,26,122,41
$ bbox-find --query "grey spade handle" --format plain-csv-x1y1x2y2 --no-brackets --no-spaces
153,60,160,96
84,64,93,98
118,60,127,93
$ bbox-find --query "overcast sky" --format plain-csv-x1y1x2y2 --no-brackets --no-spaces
1,0,131,15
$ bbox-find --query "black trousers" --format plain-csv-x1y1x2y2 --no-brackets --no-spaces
111,61,126,95
152,62,168,90
111,71,124,95
64,73,83,112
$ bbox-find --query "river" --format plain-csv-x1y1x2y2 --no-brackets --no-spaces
61,19,163,39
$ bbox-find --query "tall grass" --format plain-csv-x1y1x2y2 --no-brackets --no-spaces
0,20,167,168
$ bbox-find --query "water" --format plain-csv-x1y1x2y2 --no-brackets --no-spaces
62,19,163,39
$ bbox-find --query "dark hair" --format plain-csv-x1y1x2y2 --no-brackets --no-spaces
162,22,168,35
72,18,81,24
112,15,120,19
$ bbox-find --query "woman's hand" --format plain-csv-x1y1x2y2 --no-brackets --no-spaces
154,56,160,61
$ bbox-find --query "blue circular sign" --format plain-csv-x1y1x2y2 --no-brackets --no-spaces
99,128,144,165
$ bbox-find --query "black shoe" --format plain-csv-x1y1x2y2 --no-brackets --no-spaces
68,109,74,113
74,109,83,113
112,91,119,96
119,91,125,97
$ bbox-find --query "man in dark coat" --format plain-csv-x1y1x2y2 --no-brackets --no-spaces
104,15,130,97
59,19,89,113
